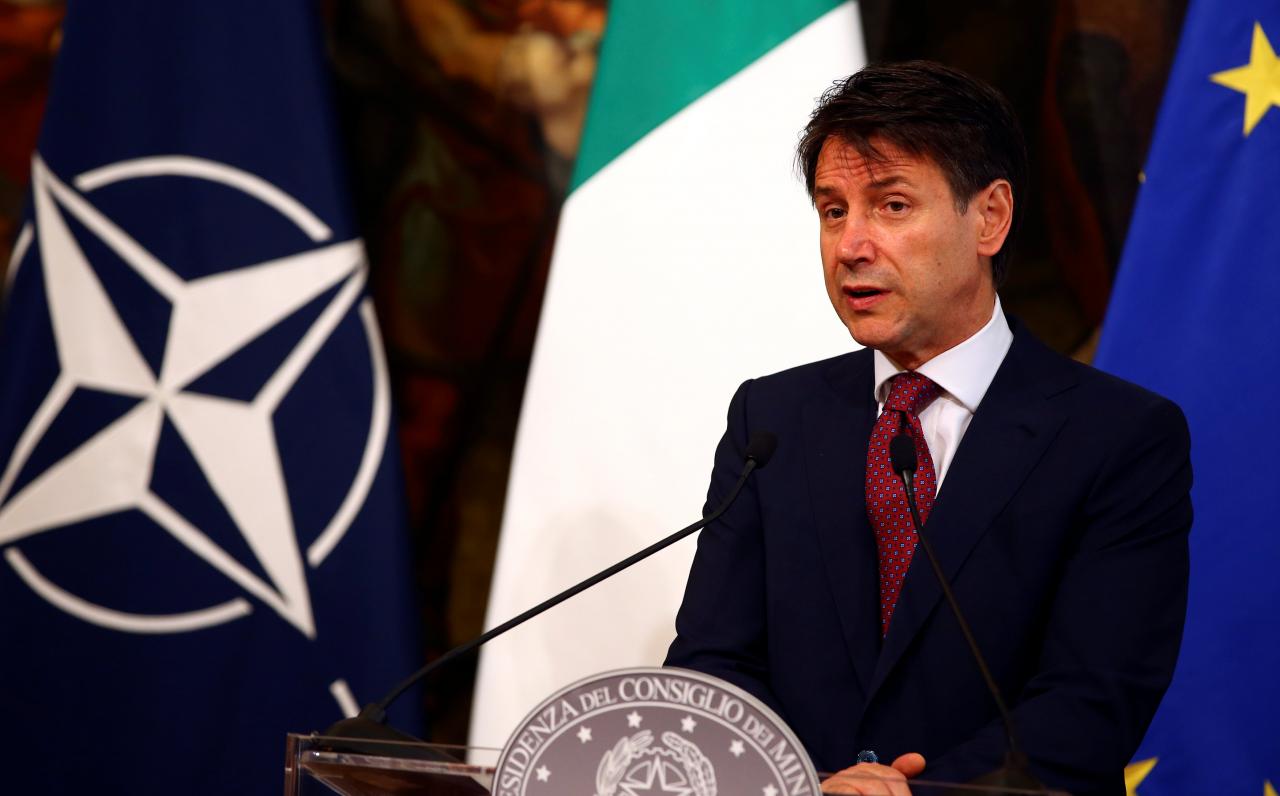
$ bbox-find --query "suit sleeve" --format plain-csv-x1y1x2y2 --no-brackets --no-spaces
925,396,1193,794
664,379,787,717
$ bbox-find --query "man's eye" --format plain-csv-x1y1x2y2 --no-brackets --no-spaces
823,207,846,220
884,201,908,213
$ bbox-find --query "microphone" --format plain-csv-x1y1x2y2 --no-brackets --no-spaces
322,431,779,746
889,426,1045,791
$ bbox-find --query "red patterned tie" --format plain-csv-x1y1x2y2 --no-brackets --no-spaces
866,372,942,635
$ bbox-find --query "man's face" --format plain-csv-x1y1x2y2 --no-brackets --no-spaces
815,137,1004,369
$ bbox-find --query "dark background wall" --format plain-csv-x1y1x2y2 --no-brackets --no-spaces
0,0,1186,744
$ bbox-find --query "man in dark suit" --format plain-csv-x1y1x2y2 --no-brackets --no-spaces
665,62,1191,796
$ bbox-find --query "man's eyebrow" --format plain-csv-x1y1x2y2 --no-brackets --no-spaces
866,175,913,190
814,175,914,198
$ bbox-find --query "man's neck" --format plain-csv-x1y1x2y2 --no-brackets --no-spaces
880,300,999,371
873,298,1012,412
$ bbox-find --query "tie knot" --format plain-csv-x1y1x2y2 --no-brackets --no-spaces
884,372,942,415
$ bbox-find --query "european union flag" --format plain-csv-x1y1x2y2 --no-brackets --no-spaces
0,2,421,792
1095,1,1280,793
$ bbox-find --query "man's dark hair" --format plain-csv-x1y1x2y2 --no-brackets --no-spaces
797,60,1028,285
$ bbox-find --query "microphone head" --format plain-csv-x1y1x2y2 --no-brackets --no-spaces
889,433,917,475
746,431,778,470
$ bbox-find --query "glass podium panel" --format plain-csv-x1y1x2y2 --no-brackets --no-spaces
820,777,1073,796
287,733,1072,795
286,734,499,795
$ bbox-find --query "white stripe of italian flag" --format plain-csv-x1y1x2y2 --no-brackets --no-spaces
470,1,866,747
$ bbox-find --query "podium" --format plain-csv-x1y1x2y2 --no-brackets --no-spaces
285,734,499,795
285,733,1071,795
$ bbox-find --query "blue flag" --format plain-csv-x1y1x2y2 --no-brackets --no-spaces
0,3,421,792
1094,2,1280,793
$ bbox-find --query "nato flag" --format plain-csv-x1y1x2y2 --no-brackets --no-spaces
0,2,422,792
1095,1,1280,793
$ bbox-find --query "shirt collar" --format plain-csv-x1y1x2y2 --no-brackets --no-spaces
872,296,1013,412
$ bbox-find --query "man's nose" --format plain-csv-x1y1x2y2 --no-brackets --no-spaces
836,215,876,265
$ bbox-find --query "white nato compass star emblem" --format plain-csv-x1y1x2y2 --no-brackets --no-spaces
0,154,391,640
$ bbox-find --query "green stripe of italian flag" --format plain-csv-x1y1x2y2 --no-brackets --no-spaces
471,1,866,747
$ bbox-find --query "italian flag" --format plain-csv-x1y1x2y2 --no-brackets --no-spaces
471,1,866,746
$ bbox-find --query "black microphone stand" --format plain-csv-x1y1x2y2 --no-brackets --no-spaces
888,429,1045,792
321,432,778,749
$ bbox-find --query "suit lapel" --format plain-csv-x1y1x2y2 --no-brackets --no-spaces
866,328,1075,701
802,351,881,696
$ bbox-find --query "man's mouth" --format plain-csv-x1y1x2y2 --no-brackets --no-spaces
843,285,887,309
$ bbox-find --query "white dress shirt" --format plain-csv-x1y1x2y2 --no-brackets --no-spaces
872,297,1013,492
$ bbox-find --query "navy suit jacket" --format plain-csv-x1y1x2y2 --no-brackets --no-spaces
665,323,1191,796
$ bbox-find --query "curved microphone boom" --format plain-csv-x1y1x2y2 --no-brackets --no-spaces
889,427,1045,791
323,431,778,744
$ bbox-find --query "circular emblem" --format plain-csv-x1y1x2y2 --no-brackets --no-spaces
493,667,821,796
0,155,388,638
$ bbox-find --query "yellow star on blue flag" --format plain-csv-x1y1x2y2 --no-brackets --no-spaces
1210,22,1280,134
1124,758,1157,796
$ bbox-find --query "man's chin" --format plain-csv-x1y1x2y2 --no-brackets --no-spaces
845,323,896,353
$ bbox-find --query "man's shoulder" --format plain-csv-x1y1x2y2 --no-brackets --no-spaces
718,349,873,431
1010,325,1188,428
744,348,873,401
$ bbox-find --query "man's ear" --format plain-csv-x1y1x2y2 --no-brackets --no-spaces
974,179,1013,258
